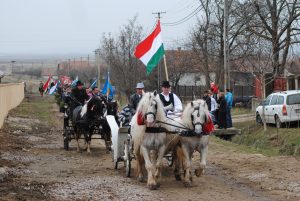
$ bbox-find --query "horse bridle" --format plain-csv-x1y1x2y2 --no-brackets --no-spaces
191,106,207,128
144,99,158,120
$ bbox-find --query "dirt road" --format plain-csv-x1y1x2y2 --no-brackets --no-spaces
0,95,299,201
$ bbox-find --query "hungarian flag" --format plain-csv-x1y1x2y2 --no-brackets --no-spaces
134,20,165,75
42,76,51,91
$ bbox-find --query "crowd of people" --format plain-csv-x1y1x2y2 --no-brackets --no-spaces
203,88,233,129
118,80,234,129
40,78,233,130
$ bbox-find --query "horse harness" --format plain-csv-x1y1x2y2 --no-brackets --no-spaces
145,106,209,137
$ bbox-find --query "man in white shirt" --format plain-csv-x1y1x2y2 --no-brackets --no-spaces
209,90,217,124
159,81,183,115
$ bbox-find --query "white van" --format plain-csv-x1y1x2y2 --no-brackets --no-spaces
256,90,300,128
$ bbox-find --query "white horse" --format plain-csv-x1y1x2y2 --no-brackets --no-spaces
131,91,169,190
172,99,213,187
131,91,190,189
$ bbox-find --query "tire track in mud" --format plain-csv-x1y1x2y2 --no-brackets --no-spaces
206,164,275,201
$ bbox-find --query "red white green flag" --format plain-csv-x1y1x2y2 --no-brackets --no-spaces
134,20,165,75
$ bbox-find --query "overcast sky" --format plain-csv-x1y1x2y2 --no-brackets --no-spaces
0,0,199,57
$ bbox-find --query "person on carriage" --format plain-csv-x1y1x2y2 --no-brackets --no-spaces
159,80,182,117
69,80,90,119
129,82,144,114
118,104,132,126
90,86,106,117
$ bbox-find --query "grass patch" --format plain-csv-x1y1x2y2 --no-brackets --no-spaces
232,120,300,156
231,107,253,116
10,95,56,126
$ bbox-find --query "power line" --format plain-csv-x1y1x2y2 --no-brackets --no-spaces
161,5,202,27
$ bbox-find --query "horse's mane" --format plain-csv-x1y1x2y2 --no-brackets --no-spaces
80,97,101,118
131,91,165,125
181,99,209,128
135,92,163,117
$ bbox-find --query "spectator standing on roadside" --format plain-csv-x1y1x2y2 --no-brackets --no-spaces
39,81,44,97
210,82,219,101
209,90,217,124
225,88,233,128
217,91,227,129
203,90,211,111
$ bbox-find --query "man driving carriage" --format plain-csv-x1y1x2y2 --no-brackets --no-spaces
118,82,144,126
159,80,183,117
69,80,90,118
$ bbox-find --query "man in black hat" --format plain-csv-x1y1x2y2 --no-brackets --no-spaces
71,80,89,105
70,80,89,118
159,80,182,115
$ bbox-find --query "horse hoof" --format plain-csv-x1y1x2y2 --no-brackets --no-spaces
184,181,192,188
175,174,181,181
195,169,204,177
148,184,157,190
138,176,144,183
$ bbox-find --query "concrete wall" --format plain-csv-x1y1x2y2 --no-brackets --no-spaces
0,83,24,128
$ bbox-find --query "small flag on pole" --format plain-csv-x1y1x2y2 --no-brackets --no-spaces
42,76,52,91
134,20,165,75
71,75,79,87
49,80,61,95
89,79,97,89
101,72,114,99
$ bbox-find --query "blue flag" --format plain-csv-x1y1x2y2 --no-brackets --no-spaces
101,72,114,99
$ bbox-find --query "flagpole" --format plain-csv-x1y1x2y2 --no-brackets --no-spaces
106,71,109,101
163,54,169,81
153,12,168,81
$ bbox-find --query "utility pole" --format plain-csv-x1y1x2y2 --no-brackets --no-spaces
152,11,169,83
68,59,71,76
94,49,101,89
87,54,90,68
152,11,166,20
224,0,229,91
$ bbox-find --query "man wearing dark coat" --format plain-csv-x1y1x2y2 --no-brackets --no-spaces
129,82,144,114
203,90,211,111
217,91,227,129
70,80,89,119
71,80,89,105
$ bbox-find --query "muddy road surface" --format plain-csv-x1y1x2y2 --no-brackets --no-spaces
0,95,299,201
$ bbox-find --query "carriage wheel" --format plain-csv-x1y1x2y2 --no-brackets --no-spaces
125,157,131,177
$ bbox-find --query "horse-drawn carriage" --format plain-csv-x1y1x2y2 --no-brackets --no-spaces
108,92,214,190
107,116,174,178
62,95,117,153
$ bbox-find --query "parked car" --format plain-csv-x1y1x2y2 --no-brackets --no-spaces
256,90,300,128
233,96,255,108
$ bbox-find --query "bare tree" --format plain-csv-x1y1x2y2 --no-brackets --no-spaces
190,0,253,89
249,0,300,76
100,16,145,99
